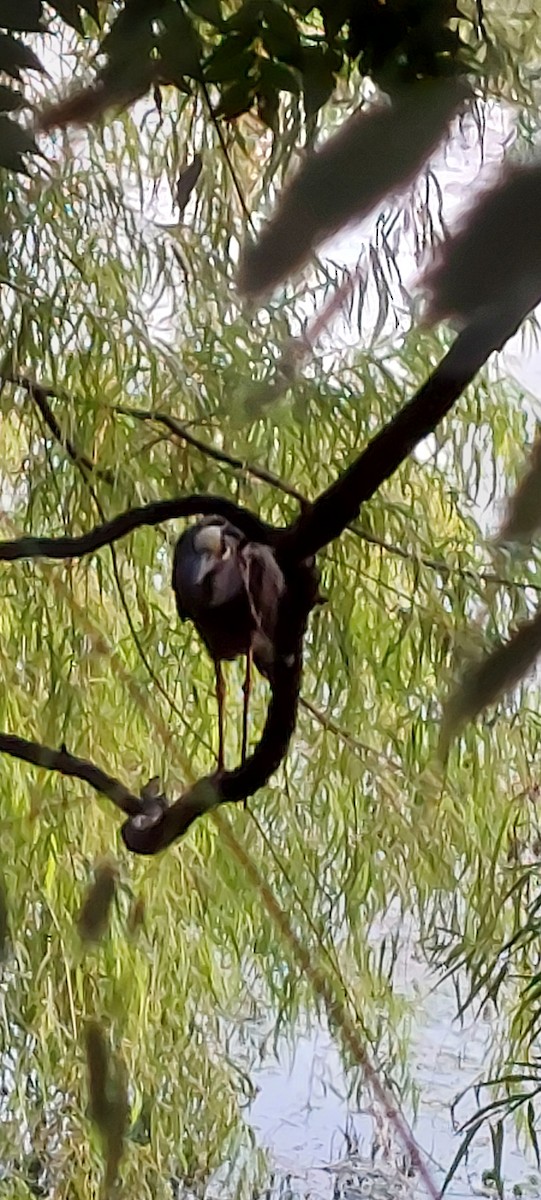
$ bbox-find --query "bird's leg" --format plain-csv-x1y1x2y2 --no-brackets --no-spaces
214,659,226,771
241,647,252,766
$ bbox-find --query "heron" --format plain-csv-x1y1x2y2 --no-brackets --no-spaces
172,514,286,770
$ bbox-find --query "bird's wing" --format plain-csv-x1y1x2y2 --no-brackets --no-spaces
239,544,285,642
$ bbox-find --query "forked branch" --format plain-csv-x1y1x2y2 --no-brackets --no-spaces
0,294,537,853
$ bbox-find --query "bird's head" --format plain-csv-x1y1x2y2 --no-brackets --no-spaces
173,516,244,618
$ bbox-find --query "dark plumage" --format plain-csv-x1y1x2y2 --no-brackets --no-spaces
172,515,285,768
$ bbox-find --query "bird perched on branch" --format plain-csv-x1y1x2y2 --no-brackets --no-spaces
172,515,286,770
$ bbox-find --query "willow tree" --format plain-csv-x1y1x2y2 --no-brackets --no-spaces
2,3,541,1199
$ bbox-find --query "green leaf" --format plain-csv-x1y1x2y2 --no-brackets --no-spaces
99,1,159,61
0,0,43,33
258,58,300,95
184,0,223,27
0,114,38,171
300,46,337,117
205,46,254,82
160,2,202,81
0,32,44,77
261,0,301,62
222,0,262,33
0,84,24,111
204,33,255,82
215,78,255,119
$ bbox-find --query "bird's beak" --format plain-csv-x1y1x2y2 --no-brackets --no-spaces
193,552,216,585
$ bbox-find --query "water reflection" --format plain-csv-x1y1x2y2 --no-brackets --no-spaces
248,965,541,1199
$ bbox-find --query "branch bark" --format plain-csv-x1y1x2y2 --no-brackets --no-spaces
0,495,277,562
0,734,141,816
280,296,541,562
0,296,539,852
2,297,537,571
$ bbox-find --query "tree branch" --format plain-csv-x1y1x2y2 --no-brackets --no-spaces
3,375,115,485
0,734,141,816
26,379,212,752
0,495,278,562
113,403,303,501
0,295,539,851
2,298,535,572
0,558,319,855
114,401,541,596
280,296,541,562
122,556,319,853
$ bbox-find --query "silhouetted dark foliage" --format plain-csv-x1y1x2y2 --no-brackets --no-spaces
0,0,96,168
500,434,541,544
422,164,541,328
2,0,472,169
239,78,468,298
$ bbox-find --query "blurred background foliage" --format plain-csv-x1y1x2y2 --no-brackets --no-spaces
2,2,541,1198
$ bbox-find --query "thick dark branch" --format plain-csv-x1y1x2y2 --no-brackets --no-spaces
0,495,277,562
1,297,539,851
0,298,536,569
280,297,541,562
0,734,141,816
116,404,541,597
0,563,318,855
28,381,207,750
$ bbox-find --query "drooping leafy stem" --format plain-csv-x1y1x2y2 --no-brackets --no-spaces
0,290,536,851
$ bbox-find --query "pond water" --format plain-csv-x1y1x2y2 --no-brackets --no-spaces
246,956,541,1200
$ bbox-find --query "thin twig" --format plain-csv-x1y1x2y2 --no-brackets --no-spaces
25,379,212,752
0,296,540,850
216,814,442,1200
199,78,255,230
9,379,537,595
3,376,115,485
299,697,402,773
113,403,302,498
114,402,541,596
